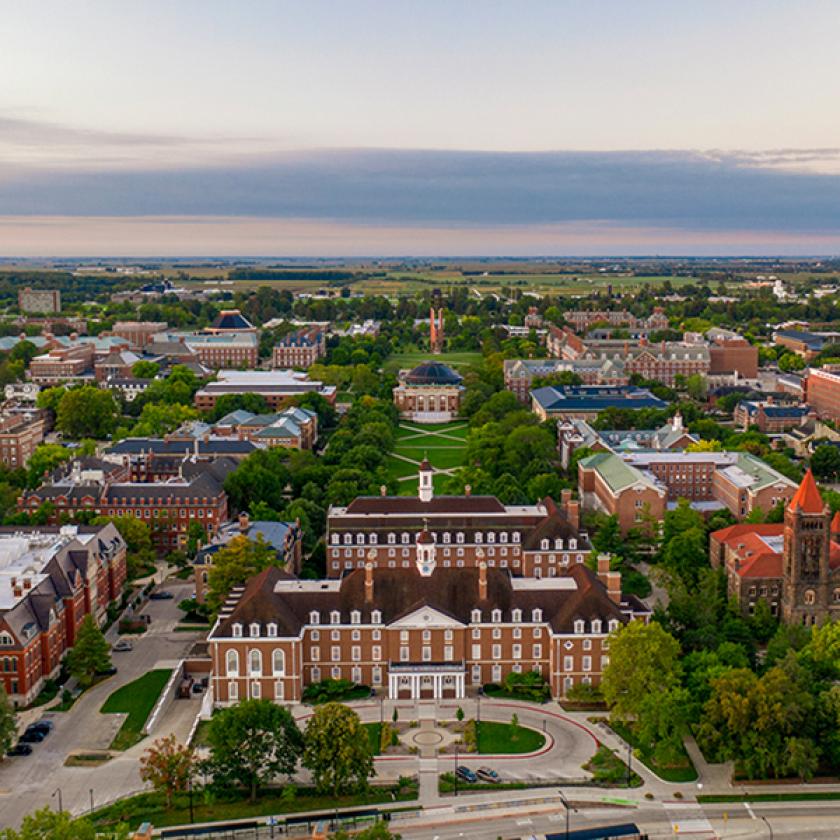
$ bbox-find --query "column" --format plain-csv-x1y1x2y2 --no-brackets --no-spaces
434,674,441,699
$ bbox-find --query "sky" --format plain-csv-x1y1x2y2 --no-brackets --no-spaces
1,1,839,256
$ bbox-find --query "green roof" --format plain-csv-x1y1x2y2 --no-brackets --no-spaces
579,451,657,494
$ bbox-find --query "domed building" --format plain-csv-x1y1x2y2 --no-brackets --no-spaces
393,361,464,423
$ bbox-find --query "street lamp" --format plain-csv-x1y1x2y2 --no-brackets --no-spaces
558,790,570,840
52,788,62,814
89,789,94,817
761,815,774,840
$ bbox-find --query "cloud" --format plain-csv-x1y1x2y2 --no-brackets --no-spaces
0,148,839,236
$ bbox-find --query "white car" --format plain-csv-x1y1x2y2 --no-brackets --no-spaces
112,639,133,652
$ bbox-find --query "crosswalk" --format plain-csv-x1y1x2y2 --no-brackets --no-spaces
664,800,715,836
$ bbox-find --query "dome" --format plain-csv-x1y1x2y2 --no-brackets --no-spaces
403,361,463,386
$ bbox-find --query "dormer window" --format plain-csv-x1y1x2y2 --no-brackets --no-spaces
250,623,260,637
512,608,522,623
456,532,464,544
371,610,382,625
0,632,13,646
491,608,502,623
471,609,481,622
574,619,585,634
569,538,577,550
401,533,409,544
330,610,341,625
475,532,483,543
488,532,495,543
500,532,508,543
356,534,364,545
592,619,602,634
443,532,451,544
541,539,549,550
310,611,320,625
232,623,242,638
350,610,361,625
531,608,542,623
267,623,277,637
554,538,563,550
370,534,377,545
608,619,620,633
331,534,339,545
512,532,520,543
388,533,395,544
343,534,351,545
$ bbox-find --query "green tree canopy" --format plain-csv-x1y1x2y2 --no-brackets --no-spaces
206,535,278,616
66,615,112,688
56,385,118,440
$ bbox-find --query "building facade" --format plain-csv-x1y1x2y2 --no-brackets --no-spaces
272,326,327,369
0,523,126,705
0,409,45,469
805,367,840,422
109,322,169,349
194,370,336,411
392,362,463,424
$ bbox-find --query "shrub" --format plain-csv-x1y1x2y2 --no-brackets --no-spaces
301,678,369,704
462,719,477,752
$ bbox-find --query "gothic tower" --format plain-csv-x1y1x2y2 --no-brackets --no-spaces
782,468,831,624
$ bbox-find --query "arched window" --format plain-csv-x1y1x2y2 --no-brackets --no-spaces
608,619,620,633
232,623,242,638
804,589,816,605
267,623,277,637
249,623,260,637
371,610,382,624
491,608,502,623
330,610,341,625
226,650,239,676
574,619,585,634
249,649,262,676
0,632,13,646
350,610,361,624
272,649,285,675
531,608,542,623
471,609,481,622
512,608,522,623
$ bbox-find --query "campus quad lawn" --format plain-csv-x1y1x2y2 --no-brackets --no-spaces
385,456,425,481
476,721,545,754
384,351,483,375
100,669,172,751
364,722,382,756
397,421,469,437
394,446,465,470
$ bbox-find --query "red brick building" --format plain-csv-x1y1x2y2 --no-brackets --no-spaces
207,548,649,705
109,322,169,349
805,367,840,422
392,362,463,423
0,409,45,469
708,334,758,379
0,523,126,705
272,326,327,369
29,344,95,384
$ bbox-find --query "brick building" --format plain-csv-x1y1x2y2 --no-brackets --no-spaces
326,463,590,579
710,470,840,623
194,370,336,411
212,407,319,449
109,322,169,349
563,308,668,334
18,288,61,314
773,329,824,360
707,331,759,379
18,459,229,555
579,450,798,534
206,546,649,705
734,399,814,433
0,409,45,469
0,523,126,705
504,358,628,402
29,344,95,385
392,362,464,424
530,385,667,422
153,331,258,369
805,367,840,422
272,326,327,369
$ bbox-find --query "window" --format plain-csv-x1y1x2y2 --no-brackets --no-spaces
372,610,382,624
400,646,409,662
512,644,521,659
267,623,277,637
310,611,320,625
512,608,522,623
472,627,480,639
805,590,816,605
471,609,481,622
229,680,239,701
232,623,242,638
372,629,381,641
491,664,502,682
350,610,361,624
331,646,340,662
0,632,14,646
531,608,542,623
373,646,382,661
372,666,382,685
400,630,409,642
583,639,592,651
274,681,284,701
249,623,260,638
583,656,592,672
592,619,602,634
422,629,431,642
444,629,453,641
272,649,285,675
422,646,431,662
472,644,481,659
352,646,361,662
574,619,585,634
311,646,320,661
491,608,502,623
330,610,341,625
564,655,574,671
475,532,483,543
492,644,501,660
444,645,454,661
533,643,542,658
351,629,360,641
331,666,341,679
608,619,620,633
331,630,340,641
226,650,239,676
311,666,321,682
492,627,501,640
248,650,262,676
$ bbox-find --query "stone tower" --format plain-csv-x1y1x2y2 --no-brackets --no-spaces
782,468,831,625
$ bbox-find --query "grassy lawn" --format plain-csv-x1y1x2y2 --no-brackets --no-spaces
607,720,697,783
100,669,172,751
698,792,840,803
477,721,545,754
91,784,419,831
364,722,381,756
384,351,483,375
385,456,424,480
583,745,642,787
439,772,555,794
397,421,468,437
396,446,465,470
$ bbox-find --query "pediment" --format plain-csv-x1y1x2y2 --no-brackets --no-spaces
389,606,465,629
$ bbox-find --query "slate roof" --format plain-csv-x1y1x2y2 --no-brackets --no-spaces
403,362,463,386
531,385,667,414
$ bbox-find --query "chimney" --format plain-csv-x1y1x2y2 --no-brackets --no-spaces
567,499,580,530
365,558,375,603
606,571,622,604
478,561,487,601
597,553,611,585
464,484,471,496
561,488,572,505
12,584,22,598
23,577,32,590
238,511,250,531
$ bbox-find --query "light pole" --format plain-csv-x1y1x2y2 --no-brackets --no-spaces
89,789,94,816
626,741,632,786
558,790,576,840
454,743,459,797
761,815,774,840
52,788,62,814
380,693,384,728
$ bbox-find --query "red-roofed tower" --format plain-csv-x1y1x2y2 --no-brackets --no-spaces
782,468,831,623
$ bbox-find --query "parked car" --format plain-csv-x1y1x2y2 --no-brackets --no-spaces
26,720,53,736
19,729,47,744
477,766,500,783
149,591,174,600
112,639,133,652
455,766,477,783
6,743,33,757
96,666,118,677
191,682,204,695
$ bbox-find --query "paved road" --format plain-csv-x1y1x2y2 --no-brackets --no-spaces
0,578,202,829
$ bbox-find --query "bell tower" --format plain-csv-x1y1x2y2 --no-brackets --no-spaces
782,469,830,624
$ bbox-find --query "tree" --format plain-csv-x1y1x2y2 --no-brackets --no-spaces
302,702,375,797
786,736,819,782
206,535,278,616
811,444,840,481
26,444,72,487
224,449,291,513
92,514,155,579
685,374,707,401
601,622,681,724
0,807,129,840
122,402,198,438
139,735,196,809
65,615,111,688
455,706,465,723
205,699,303,802
131,360,160,379
209,392,270,422
0,685,17,757
333,823,401,840
56,385,118,440
662,527,708,586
